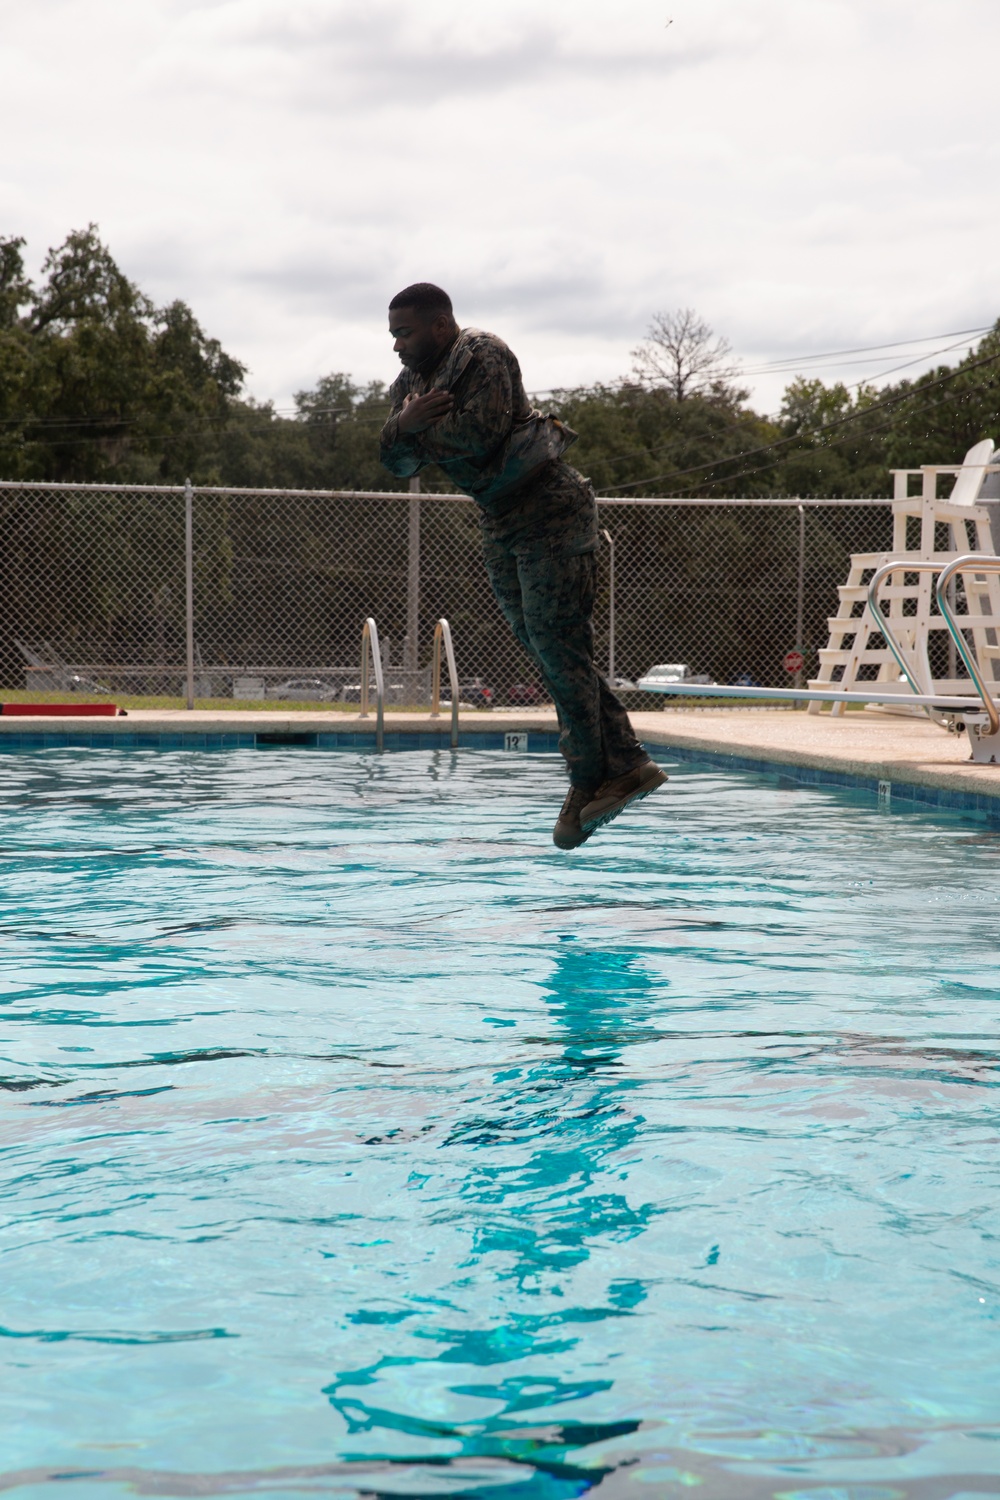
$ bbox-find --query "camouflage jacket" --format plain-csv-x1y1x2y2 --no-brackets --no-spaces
379,328,578,513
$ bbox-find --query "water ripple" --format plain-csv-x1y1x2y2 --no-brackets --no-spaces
1,748,1000,1496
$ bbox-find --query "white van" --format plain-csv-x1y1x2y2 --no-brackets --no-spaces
637,663,715,688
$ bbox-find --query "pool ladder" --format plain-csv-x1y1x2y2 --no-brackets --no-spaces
430,618,460,749
359,616,460,752
359,618,385,750
868,553,1000,757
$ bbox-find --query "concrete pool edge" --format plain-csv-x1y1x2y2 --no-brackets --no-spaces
636,710,1000,824
0,709,564,756
646,738,1000,822
2,706,1000,823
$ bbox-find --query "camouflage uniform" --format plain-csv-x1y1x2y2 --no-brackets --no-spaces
380,327,646,790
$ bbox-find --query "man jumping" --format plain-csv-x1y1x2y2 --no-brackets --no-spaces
378,282,666,849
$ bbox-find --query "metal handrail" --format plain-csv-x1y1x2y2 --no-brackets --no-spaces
937,555,1000,736
430,618,460,749
865,558,955,725
359,617,385,751
867,555,1000,733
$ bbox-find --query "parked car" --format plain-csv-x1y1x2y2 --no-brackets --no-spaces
340,681,407,703
66,673,111,694
267,678,342,701
459,678,495,709
507,681,546,706
636,662,715,689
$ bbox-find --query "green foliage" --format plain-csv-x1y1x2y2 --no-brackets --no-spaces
771,377,887,497
0,225,247,483
547,383,780,498
3,227,1000,500
0,237,31,328
211,378,405,492
8,228,1000,702
883,325,1000,469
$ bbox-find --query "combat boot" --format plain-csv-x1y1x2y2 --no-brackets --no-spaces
552,785,595,850
580,760,667,835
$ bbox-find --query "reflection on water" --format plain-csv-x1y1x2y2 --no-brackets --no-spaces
1,748,1000,1498
324,945,653,1494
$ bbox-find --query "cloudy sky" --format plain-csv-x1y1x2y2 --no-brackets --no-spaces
3,0,998,413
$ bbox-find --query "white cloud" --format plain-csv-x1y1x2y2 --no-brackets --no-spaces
1,0,998,417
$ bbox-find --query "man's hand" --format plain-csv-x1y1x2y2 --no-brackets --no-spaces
397,388,454,434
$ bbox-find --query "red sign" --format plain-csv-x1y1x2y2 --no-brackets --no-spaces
783,650,805,674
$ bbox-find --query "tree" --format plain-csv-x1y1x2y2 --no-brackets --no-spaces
0,238,34,480
210,376,408,492
630,308,741,402
0,225,246,483
771,377,887,497
0,237,30,328
882,322,1000,470
548,380,777,498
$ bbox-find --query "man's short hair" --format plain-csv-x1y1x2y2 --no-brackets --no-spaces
389,283,453,319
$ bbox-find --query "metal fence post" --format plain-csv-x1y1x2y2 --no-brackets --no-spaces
601,527,616,687
794,503,806,689
406,476,420,674
184,478,195,710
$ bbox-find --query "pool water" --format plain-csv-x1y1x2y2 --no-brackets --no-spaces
2,748,1000,1499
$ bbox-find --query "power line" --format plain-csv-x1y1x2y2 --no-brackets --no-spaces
1,326,994,467
608,382,991,502
652,379,991,500
736,323,992,376
525,323,995,399
553,334,993,476
838,335,983,389
596,346,1000,496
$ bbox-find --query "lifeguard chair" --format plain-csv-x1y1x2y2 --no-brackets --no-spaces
808,439,1000,714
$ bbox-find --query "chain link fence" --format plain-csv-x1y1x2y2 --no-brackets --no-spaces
0,480,893,707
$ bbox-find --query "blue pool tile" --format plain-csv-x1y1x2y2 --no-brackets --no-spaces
657,740,1000,825
2,725,998,826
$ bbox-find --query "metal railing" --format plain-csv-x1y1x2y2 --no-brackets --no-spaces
937,555,1000,735
866,556,1000,731
430,618,459,749
866,558,966,728
358,617,384,751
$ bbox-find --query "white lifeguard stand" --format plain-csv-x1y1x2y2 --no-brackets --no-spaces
808,439,1000,714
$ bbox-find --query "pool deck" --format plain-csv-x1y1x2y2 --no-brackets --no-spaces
635,706,1000,804
2,704,998,813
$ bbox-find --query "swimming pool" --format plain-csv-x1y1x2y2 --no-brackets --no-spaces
2,747,999,1498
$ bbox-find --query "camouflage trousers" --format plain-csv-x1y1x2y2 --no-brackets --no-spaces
480,534,647,791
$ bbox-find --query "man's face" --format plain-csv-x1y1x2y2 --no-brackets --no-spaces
389,307,449,372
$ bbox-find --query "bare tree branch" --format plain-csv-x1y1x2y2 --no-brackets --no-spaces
630,308,740,401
